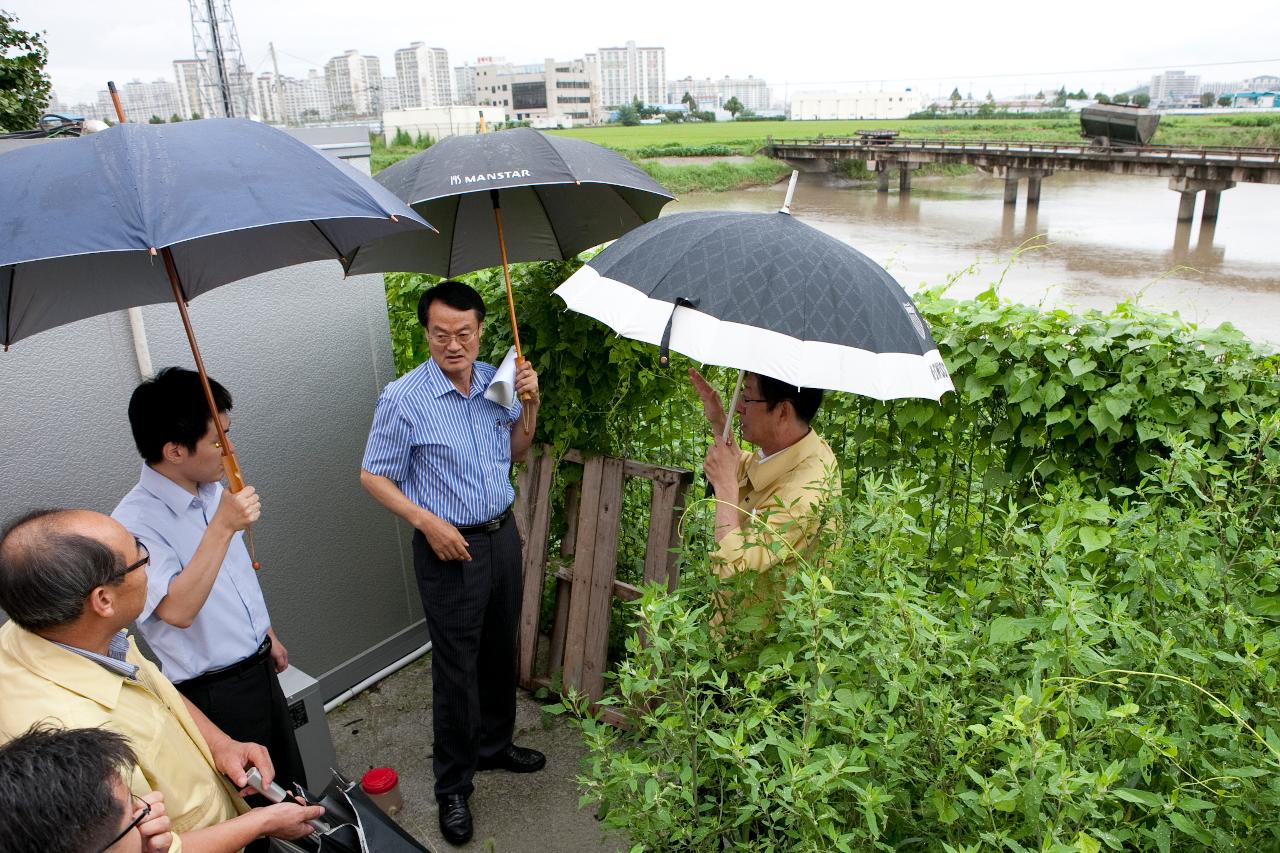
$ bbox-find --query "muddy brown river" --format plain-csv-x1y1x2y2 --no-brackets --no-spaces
674,172,1280,346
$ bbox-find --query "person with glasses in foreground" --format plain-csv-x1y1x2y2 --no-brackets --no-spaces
0,509,324,851
0,725,173,853
689,369,842,627
361,280,544,846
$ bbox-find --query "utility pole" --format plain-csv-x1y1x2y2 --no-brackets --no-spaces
270,41,284,124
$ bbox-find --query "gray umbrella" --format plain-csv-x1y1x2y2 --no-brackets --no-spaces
0,118,432,566
348,127,674,373
554,208,954,403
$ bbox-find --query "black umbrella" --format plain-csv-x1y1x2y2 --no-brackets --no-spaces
348,127,674,371
553,207,954,405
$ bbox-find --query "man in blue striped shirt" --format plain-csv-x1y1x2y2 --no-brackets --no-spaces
361,280,543,846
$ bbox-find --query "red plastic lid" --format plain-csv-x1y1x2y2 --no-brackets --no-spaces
361,767,399,795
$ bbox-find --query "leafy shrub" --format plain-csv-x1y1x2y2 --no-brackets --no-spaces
559,417,1280,850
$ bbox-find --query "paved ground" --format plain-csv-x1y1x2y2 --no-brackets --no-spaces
327,655,626,853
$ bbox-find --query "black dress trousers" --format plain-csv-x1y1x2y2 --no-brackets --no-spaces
176,648,306,788
412,514,522,799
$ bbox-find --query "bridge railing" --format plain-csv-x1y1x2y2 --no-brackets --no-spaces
768,137,1280,165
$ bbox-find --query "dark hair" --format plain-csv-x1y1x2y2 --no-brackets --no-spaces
754,373,824,425
417,280,486,328
0,509,126,632
128,366,232,465
0,725,137,853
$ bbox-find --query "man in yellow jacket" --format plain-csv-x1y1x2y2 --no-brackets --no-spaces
690,369,841,627
0,508,323,852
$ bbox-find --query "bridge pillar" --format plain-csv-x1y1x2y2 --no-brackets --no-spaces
1003,175,1018,205
1169,177,1236,225
868,160,891,193
1026,176,1044,205
899,164,914,194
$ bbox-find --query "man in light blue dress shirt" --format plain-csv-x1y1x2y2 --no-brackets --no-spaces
361,280,544,846
112,367,304,823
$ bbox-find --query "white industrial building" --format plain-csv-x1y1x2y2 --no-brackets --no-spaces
790,90,924,120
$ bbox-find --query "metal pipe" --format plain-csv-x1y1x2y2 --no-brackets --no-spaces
323,641,433,714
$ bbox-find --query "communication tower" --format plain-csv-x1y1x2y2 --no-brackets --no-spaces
186,0,254,118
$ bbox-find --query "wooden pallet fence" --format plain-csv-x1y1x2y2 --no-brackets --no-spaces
512,444,692,725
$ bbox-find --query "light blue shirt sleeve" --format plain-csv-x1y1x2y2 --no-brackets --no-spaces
362,390,413,483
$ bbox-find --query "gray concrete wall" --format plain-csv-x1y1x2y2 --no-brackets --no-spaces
0,262,426,699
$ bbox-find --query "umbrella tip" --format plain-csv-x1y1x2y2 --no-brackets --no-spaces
390,214,398,222
149,247,158,256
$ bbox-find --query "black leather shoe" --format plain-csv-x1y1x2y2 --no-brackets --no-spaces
476,743,546,773
437,794,472,846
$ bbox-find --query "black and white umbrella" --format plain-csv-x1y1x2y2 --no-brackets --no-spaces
553,203,953,404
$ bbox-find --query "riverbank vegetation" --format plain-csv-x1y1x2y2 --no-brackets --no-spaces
550,113,1280,153
383,257,1280,850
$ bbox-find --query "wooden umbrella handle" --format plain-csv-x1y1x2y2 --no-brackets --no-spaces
160,248,262,570
491,190,534,435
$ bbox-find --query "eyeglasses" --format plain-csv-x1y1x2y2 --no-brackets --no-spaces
99,794,150,852
740,397,769,406
116,538,150,580
428,329,477,347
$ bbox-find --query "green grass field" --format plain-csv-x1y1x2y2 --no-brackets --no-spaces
547,113,1280,152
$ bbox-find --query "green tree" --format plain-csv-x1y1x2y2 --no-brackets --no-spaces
0,10,51,132
148,114,164,124
949,87,961,102
168,113,183,122
615,101,640,126
1035,90,1045,99
985,90,994,102
1133,92,1151,107
1112,92,1130,105
191,111,203,120
723,95,744,118
1218,94,1233,106
680,90,697,112
1200,91,1216,107
1094,92,1111,103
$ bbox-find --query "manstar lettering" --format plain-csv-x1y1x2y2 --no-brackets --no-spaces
448,169,532,186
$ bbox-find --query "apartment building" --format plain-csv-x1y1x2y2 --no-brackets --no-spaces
95,78,182,123
597,40,665,107
454,63,477,105
395,43,453,109
326,50,381,117
667,75,769,112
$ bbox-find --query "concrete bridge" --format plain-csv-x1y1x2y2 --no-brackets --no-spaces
767,136,1280,238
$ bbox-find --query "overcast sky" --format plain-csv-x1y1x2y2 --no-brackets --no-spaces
9,0,1279,105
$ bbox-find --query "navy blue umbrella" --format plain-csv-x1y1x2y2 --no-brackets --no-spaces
0,118,432,566
0,118,431,348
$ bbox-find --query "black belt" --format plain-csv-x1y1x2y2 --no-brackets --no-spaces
176,636,271,690
455,507,512,536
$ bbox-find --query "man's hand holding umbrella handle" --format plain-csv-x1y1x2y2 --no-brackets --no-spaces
212,485,261,534
515,358,540,435
704,436,743,542
689,368,728,437
418,510,473,563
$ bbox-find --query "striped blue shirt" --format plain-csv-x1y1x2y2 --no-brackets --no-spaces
362,358,521,527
